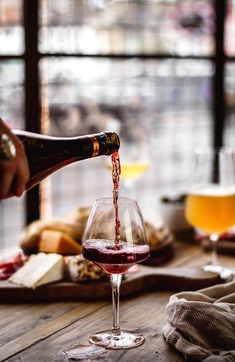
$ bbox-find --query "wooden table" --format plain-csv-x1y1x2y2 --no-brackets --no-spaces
0,241,234,362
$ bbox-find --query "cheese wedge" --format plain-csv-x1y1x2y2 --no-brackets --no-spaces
9,253,64,289
39,230,82,255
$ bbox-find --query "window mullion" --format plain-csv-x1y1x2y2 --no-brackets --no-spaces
213,0,227,148
23,0,41,224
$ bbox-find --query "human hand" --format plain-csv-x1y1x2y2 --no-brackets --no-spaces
0,118,30,199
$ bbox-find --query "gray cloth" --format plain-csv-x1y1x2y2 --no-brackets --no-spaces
163,281,235,361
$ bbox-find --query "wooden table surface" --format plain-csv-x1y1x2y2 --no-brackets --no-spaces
0,240,234,362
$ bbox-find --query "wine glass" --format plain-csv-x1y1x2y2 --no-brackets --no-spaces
82,197,150,349
185,147,235,280
119,139,150,190
105,131,150,193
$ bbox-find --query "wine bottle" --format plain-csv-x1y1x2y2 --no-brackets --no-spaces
13,130,120,191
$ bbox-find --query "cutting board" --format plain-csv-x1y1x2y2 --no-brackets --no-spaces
0,265,222,303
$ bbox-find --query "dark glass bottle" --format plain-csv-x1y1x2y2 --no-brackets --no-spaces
13,130,120,191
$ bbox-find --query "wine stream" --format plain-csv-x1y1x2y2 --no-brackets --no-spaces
111,150,121,249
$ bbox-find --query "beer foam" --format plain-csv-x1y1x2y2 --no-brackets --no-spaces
189,185,235,196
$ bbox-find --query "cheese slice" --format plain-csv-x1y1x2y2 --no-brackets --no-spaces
9,253,64,289
39,230,82,255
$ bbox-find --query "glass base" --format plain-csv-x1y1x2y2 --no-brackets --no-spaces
203,264,234,282
89,329,145,350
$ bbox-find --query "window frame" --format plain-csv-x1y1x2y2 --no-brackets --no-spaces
0,0,232,224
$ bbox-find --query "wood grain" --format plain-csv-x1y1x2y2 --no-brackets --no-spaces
0,301,107,361
4,291,185,362
1,241,234,362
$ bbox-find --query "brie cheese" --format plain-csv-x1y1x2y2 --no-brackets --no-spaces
9,252,64,289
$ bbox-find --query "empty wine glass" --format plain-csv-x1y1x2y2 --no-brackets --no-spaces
185,147,235,280
82,197,150,349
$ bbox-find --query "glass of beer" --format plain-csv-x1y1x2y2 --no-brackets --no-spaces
185,148,235,280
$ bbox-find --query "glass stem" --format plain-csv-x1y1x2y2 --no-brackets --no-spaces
109,274,122,333
209,233,219,265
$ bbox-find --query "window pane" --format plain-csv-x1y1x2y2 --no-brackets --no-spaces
0,0,24,55
225,0,235,56
0,60,25,252
224,62,235,145
0,60,24,127
39,0,214,56
0,197,25,252
40,57,213,219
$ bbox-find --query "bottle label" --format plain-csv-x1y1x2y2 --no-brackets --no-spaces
91,137,99,157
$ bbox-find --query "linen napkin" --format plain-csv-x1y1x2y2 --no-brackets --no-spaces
163,281,235,361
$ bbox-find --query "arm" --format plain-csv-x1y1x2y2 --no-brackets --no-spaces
0,118,30,199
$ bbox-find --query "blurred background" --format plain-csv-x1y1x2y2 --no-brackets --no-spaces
0,0,235,250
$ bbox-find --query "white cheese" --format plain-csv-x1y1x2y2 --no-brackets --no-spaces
9,252,64,289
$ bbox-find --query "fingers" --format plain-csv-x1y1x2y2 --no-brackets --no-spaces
14,140,30,197
0,161,15,198
14,165,30,197
0,157,29,199
0,134,30,199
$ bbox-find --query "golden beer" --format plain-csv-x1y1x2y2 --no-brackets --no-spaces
186,187,235,234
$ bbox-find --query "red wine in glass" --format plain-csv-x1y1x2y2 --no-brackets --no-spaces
83,239,150,274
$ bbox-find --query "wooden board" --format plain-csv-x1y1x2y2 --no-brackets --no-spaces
143,235,174,266
145,237,174,265
182,232,235,255
202,238,235,255
0,264,222,303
